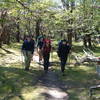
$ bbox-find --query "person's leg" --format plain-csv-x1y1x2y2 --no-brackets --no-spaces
43,53,49,73
23,51,29,70
39,49,42,61
39,49,43,63
61,58,65,73
46,53,50,70
25,51,32,70
43,53,46,70
60,57,67,73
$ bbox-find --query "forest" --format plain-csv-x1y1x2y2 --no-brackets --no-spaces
0,0,100,100
0,0,99,46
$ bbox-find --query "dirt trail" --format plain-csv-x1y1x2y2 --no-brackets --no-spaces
36,70,68,100
32,51,69,99
0,48,69,100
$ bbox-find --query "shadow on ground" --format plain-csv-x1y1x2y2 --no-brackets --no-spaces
38,71,69,100
0,66,43,100
1,47,15,54
54,64,100,100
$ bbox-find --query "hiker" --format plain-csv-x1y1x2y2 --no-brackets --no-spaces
37,37,44,63
37,34,45,45
57,39,71,75
21,36,35,71
37,34,46,63
42,36,52,73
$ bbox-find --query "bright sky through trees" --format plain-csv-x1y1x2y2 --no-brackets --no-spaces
53,0,61,4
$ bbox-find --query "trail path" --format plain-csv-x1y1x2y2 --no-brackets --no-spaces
1,46,100,100
0,48,69,100
32,51,69,100
36,70,68,100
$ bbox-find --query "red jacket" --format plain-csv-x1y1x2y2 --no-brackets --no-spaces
42,44,51,54
43,39,51,44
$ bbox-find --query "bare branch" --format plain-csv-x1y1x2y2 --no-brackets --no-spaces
16,0,33,13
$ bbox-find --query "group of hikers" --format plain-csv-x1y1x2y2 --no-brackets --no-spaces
21,34,71,75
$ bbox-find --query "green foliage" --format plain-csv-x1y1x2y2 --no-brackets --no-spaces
0,0,99,44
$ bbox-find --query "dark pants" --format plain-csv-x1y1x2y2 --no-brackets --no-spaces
43,53,50,71
60,56,68,73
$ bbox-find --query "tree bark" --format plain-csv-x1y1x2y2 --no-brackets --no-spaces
74,32,78,42
67,31,73,46
83,36,87,47
35,18,41,39
87,35,92,48
6,33,10,45
70,1,75,13
83,35,92,48
16,24,20,42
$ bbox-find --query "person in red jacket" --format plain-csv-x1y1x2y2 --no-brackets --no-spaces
42,38,51,73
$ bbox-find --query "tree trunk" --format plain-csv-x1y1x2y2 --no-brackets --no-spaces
0,10,7,47
74,32,78,42
0,41,2,48
16,23,20,42
83,36,87,47
67,28,73,45
83,35,92,48
88,35,92,48
6,33,10,45
35,18,41,39
67,32,72,46
16,32,20,42
70,1,75,13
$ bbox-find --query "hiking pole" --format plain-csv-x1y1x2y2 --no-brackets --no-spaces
21,51,24,68
51,51,53,63
50,50,53,70
51,46,54,63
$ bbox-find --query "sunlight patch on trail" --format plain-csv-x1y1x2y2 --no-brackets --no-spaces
42,87,69,99
21,86,46,100
48,88,68,98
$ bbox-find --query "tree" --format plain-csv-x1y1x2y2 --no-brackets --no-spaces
0,0,99,48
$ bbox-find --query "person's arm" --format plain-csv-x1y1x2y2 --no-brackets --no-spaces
31,40,35,54
21,42,26,54
57,43,61,57
21,42,25,51
41,44,45,53
50,44,52,53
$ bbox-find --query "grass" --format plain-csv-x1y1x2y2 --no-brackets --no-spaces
0,65,43,100
0,43,44,100
54,64,100,100
53,42,100,100
0,42,100,100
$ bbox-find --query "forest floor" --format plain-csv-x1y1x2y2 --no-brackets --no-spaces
0,43,100,100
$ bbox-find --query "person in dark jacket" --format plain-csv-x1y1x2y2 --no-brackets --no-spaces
21,36,35,71
57,39,71,75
